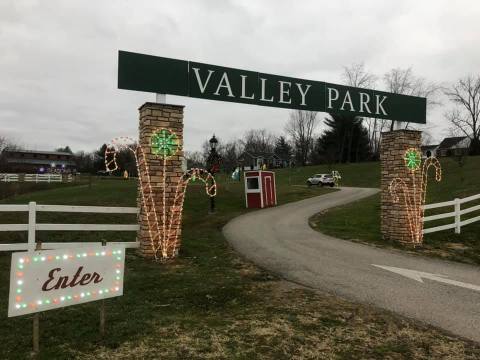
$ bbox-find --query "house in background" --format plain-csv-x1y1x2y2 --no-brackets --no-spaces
435,136,471,157
238,151,292,170
421,144,439,158
0,149,76,173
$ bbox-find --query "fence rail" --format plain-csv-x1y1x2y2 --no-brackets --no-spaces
0,202,139,252
0,174,19,182
423,193,480,234
0,173,73,183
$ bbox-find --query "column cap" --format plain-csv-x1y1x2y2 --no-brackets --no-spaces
138,102,185,111
381,129,422,135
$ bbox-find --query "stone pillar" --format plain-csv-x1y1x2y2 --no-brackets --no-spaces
380,130,422,244
137,102,184,259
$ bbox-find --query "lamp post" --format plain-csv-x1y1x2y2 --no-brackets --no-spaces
207,135,220,214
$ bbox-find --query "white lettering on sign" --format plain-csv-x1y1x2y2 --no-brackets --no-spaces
192,67,214,93
359,92,371,113
327,87,389,117
260,78,274,102
8,245,125,317
327,87,339,109
340,91,354,111
188,67,392,117
240,75,255,99
376,94,388,115
213,72,234,97
295,83,311,106
278,81,291,104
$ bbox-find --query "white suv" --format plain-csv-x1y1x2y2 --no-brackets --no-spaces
306,174,335,187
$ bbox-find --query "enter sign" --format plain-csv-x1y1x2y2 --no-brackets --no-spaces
8,245,125,317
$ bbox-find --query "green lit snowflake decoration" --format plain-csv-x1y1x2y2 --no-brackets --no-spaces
151,129,180,158
404,148,421,171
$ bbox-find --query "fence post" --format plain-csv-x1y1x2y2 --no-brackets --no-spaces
454,198,461,234
28,202,37,252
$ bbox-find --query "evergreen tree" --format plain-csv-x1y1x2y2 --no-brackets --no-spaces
274,136,292,160
55,146,73,154
316,114,370,163
93,144,108,173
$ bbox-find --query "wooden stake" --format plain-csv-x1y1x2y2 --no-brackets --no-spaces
32,241,42,356
99,300,105,338
99,240,106,338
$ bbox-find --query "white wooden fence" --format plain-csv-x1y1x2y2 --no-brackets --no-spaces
0,174,19,182
0,173,73,183
423,193,480,234
0,202,139,252
24,174,62,183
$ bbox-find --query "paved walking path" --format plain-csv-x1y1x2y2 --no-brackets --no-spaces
223,187,480,342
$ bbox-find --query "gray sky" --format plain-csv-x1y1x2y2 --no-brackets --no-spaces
1,0,479,153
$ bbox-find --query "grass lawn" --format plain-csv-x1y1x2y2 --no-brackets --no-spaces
1,177,479,359
311,156,480,265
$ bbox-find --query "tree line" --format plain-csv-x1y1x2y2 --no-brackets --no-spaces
1,66,479,174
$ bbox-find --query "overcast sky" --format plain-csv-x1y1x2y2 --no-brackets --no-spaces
1,0,479,153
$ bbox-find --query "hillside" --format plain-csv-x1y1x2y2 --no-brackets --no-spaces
311,155,480,264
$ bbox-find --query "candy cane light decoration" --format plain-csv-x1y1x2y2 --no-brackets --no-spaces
389,148,441,246
105,130,217,260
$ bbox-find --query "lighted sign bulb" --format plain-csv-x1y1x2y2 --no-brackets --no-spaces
17,280,23,285
19,258,24,264
63,254,68,260
15,304,20,309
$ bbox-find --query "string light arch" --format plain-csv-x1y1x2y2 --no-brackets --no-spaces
389,147,442,246
105,131,217,260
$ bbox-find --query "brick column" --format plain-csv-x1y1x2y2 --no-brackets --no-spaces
380,130,422,244
137,102,184,259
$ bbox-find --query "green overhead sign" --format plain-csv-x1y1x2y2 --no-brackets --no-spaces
118,50,427,124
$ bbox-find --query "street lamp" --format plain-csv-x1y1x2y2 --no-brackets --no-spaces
207,134,221,213
209,134,218,151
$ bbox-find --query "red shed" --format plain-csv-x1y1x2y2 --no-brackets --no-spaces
244,171,277,208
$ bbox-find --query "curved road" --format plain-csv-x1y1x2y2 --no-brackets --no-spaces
223,187,480,342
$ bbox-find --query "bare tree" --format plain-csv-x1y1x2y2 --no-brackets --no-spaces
0,136,21,152
383,67,442,130
342,62,377,88
285,110,318,166
0,136,6,153
240,129,276,154
220,141,241,173
342,63,379,158
444,74,480,154
184,151,205,169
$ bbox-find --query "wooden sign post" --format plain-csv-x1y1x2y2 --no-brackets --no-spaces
8,245,126,353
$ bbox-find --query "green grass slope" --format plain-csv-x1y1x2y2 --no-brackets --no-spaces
0,178,478,358
312,156,480,264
